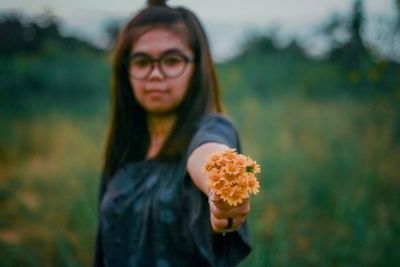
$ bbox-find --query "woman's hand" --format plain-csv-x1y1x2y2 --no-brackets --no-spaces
208,192,250,233
187,142,250,233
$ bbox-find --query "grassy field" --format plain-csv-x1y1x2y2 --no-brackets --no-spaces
233,96,400,266
0,111,107,267
0,96,399,266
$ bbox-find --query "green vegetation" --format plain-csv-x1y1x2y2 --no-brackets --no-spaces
0,1,399,266
228,96,399,266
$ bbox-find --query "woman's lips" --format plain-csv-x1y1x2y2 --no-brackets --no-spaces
145,89,168,97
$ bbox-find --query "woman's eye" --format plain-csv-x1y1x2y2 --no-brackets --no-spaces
132,57,150,68
162,55,183,66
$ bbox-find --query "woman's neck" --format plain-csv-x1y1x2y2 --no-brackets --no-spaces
146,113,177,159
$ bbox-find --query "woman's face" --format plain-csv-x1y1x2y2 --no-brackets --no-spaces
128,27,194,115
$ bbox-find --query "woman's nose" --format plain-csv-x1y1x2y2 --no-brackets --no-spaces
147,63,164,80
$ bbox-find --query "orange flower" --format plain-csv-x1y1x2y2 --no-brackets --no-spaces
246,173,260,195
224,161,241,176
202,152,221,172
249,161,261,174
222,148,237,161
203,149,262,207
235,154,248,167
217,157,228,168
210,178,226,195
209,152,222,163
208,169,223,181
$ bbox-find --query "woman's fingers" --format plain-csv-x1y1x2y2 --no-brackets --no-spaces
209,199,250,219
208,192,250,233
210,213,246,233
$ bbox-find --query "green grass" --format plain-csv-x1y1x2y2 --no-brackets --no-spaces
0,112,107,267
0,95,399,266
232,96,400,266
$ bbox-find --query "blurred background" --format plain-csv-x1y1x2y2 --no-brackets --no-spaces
0,0,399,266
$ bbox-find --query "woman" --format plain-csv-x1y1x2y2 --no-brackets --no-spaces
93,1,251,266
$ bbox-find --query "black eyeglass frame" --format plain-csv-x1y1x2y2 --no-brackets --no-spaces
125,52,195,80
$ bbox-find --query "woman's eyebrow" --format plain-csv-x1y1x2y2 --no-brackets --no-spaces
160,48,186,56
129,48,188,59
129,52,150,58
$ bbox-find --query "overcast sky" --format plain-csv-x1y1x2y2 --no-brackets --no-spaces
0,0,396,60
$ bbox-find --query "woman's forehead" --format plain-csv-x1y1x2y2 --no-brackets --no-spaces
131,27,192,55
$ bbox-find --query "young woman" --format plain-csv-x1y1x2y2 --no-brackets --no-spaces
93,1,251,266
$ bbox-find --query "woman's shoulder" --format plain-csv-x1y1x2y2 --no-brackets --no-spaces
187,113,241,156
195,113,238,130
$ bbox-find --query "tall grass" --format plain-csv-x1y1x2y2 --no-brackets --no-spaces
0,95,398,266
231,96,400,266
0,112,107,267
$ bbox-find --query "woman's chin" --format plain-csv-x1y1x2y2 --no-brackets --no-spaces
146,106,177,117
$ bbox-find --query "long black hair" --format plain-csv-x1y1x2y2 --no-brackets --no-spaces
102,0,223,184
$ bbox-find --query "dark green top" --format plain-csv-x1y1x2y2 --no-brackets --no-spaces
94,114,251,267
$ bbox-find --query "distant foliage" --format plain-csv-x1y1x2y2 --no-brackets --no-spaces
220,32,400,100
219,0,400,100
0,13,100,56
0,12,109,115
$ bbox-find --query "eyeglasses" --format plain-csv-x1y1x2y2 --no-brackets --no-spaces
126,52,194,80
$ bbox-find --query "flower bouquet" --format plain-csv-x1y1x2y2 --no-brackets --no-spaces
202,149,261,206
